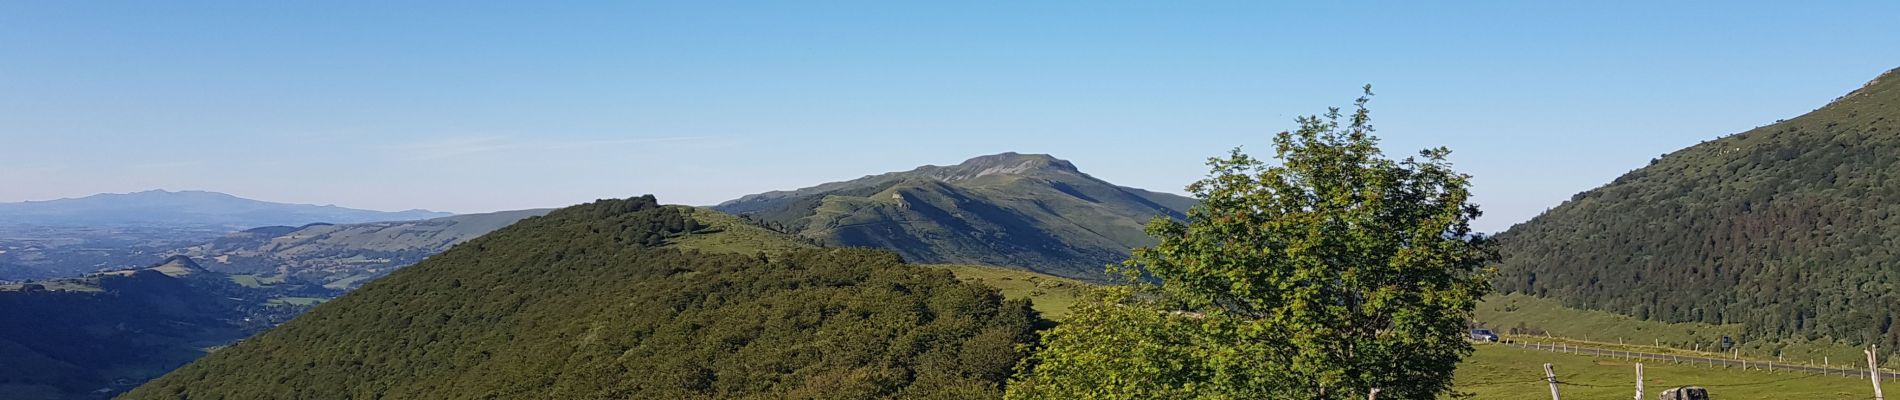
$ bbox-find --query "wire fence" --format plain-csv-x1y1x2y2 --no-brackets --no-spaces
1500,339,1899,380
1539,369,1838,392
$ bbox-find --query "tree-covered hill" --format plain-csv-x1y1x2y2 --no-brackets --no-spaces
1495,67,1900,348
123,196,1042,399
714,152,1192,281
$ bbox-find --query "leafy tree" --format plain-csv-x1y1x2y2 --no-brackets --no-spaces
1009,87,1492,399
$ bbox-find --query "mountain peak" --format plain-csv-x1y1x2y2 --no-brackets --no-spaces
957,152,1074,169
146,255,207,277
713,151,1195,280
936,152,1079,180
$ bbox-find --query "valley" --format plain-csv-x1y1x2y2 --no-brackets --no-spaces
0,195,550,399
3,68,1896,399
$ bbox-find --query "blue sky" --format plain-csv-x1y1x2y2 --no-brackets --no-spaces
2,2,1896,232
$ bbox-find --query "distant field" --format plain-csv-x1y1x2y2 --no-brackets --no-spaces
1454,343,1871,399
267,297,325,306
227,274,285,288
321,274,375,290
1477,293,1742,348
0,280,102,292
926,264,1090,320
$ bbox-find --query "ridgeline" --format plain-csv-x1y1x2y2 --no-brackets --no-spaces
124,196,1043,399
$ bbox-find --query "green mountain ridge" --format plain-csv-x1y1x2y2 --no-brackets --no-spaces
125,196,1042,399
1495,67,1900,348
715,152,1192,281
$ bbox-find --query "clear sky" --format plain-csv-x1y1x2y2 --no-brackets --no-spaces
2,2,1896,232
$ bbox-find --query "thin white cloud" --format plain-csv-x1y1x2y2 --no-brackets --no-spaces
388,136,519,160
542,136,716,149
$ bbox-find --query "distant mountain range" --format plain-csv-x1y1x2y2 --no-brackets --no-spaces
0,190,474,281
178,208,552,289
714,152,1193,280
0,190,450,228
1495,67,1900,348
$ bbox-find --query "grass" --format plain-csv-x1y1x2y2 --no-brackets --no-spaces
1477,293,1741,347
1477,293,1869,370
925,264,1090,320
1453,343,1871,399
924,266,1878,398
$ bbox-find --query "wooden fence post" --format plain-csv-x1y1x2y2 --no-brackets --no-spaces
1367,388,1380,400
1634,363,1644,400
1869,344,1886,400
1545,363,1562,400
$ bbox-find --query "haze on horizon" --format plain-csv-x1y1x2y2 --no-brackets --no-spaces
3,2,1897,232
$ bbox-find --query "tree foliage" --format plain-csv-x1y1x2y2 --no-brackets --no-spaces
1010,88,1492,399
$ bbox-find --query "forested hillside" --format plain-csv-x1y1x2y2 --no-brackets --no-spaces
715,152,1192,281
124,196,1042,399
0,257,332,400
1495,67,1900,347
